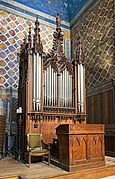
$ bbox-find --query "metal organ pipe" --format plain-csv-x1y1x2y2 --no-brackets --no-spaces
53,72,55,105
59,70,72,107
63,70,65,106
49,65,51,105
80,64,84,113
78,64,81,112
36,53,39,111
62,70,64,106
69,75,72,107
65,68,67,107
67,74,70,107
38,54,41,110
55,72,57,105
43,66,73,108
54,72,56,106
64,71,66,107
43,71,45,106
45,70,47,106
46,67,49,105
51,68,54,106
66,69,68,107
36,53,41,111
78,64,84,113
60,73,62,106
33,52,42,111
33,54,36,110
67,73,71,107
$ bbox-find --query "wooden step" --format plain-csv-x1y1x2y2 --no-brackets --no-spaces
0,176,19,179
45,165,115,179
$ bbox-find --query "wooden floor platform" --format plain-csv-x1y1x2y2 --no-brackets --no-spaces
0,156,115,179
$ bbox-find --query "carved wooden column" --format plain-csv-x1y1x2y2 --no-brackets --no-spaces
26,26,33,133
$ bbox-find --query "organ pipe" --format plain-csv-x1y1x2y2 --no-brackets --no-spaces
38,54,41,110
33,54,36,110
35,59,74,109
36,53,39,111
53,72,56,105
51,68,54,106
80,64,84,113
55,72,57,105
78,63,84,113
62,72,64,107
60,73,62,106
66,69,68,107
46,67,48,105
49,65,51,105
33,53,42,111
44,70,46,105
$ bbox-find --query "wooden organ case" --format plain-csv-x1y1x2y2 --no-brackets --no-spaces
18,15,105,170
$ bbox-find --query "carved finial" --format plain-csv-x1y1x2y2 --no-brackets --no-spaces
33,16,43,54
35,15,39,27
28,26,31,48
34,16,40,51
56,13,60,29
75,36,84,65
23,35,27,45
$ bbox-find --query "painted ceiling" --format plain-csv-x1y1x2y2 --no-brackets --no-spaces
13,0,89,22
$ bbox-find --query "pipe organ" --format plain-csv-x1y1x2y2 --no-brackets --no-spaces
17,15,106,169
18,14,86,157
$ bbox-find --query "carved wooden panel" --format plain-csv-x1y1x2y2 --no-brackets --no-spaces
87,135,104,160
71,135,87,164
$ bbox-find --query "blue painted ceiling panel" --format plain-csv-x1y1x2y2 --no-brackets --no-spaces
12,0,89,22
67,0,89,20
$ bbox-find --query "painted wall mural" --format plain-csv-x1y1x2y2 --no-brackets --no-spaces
0,10,70,90
71,0,115,125
71,0,115,89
